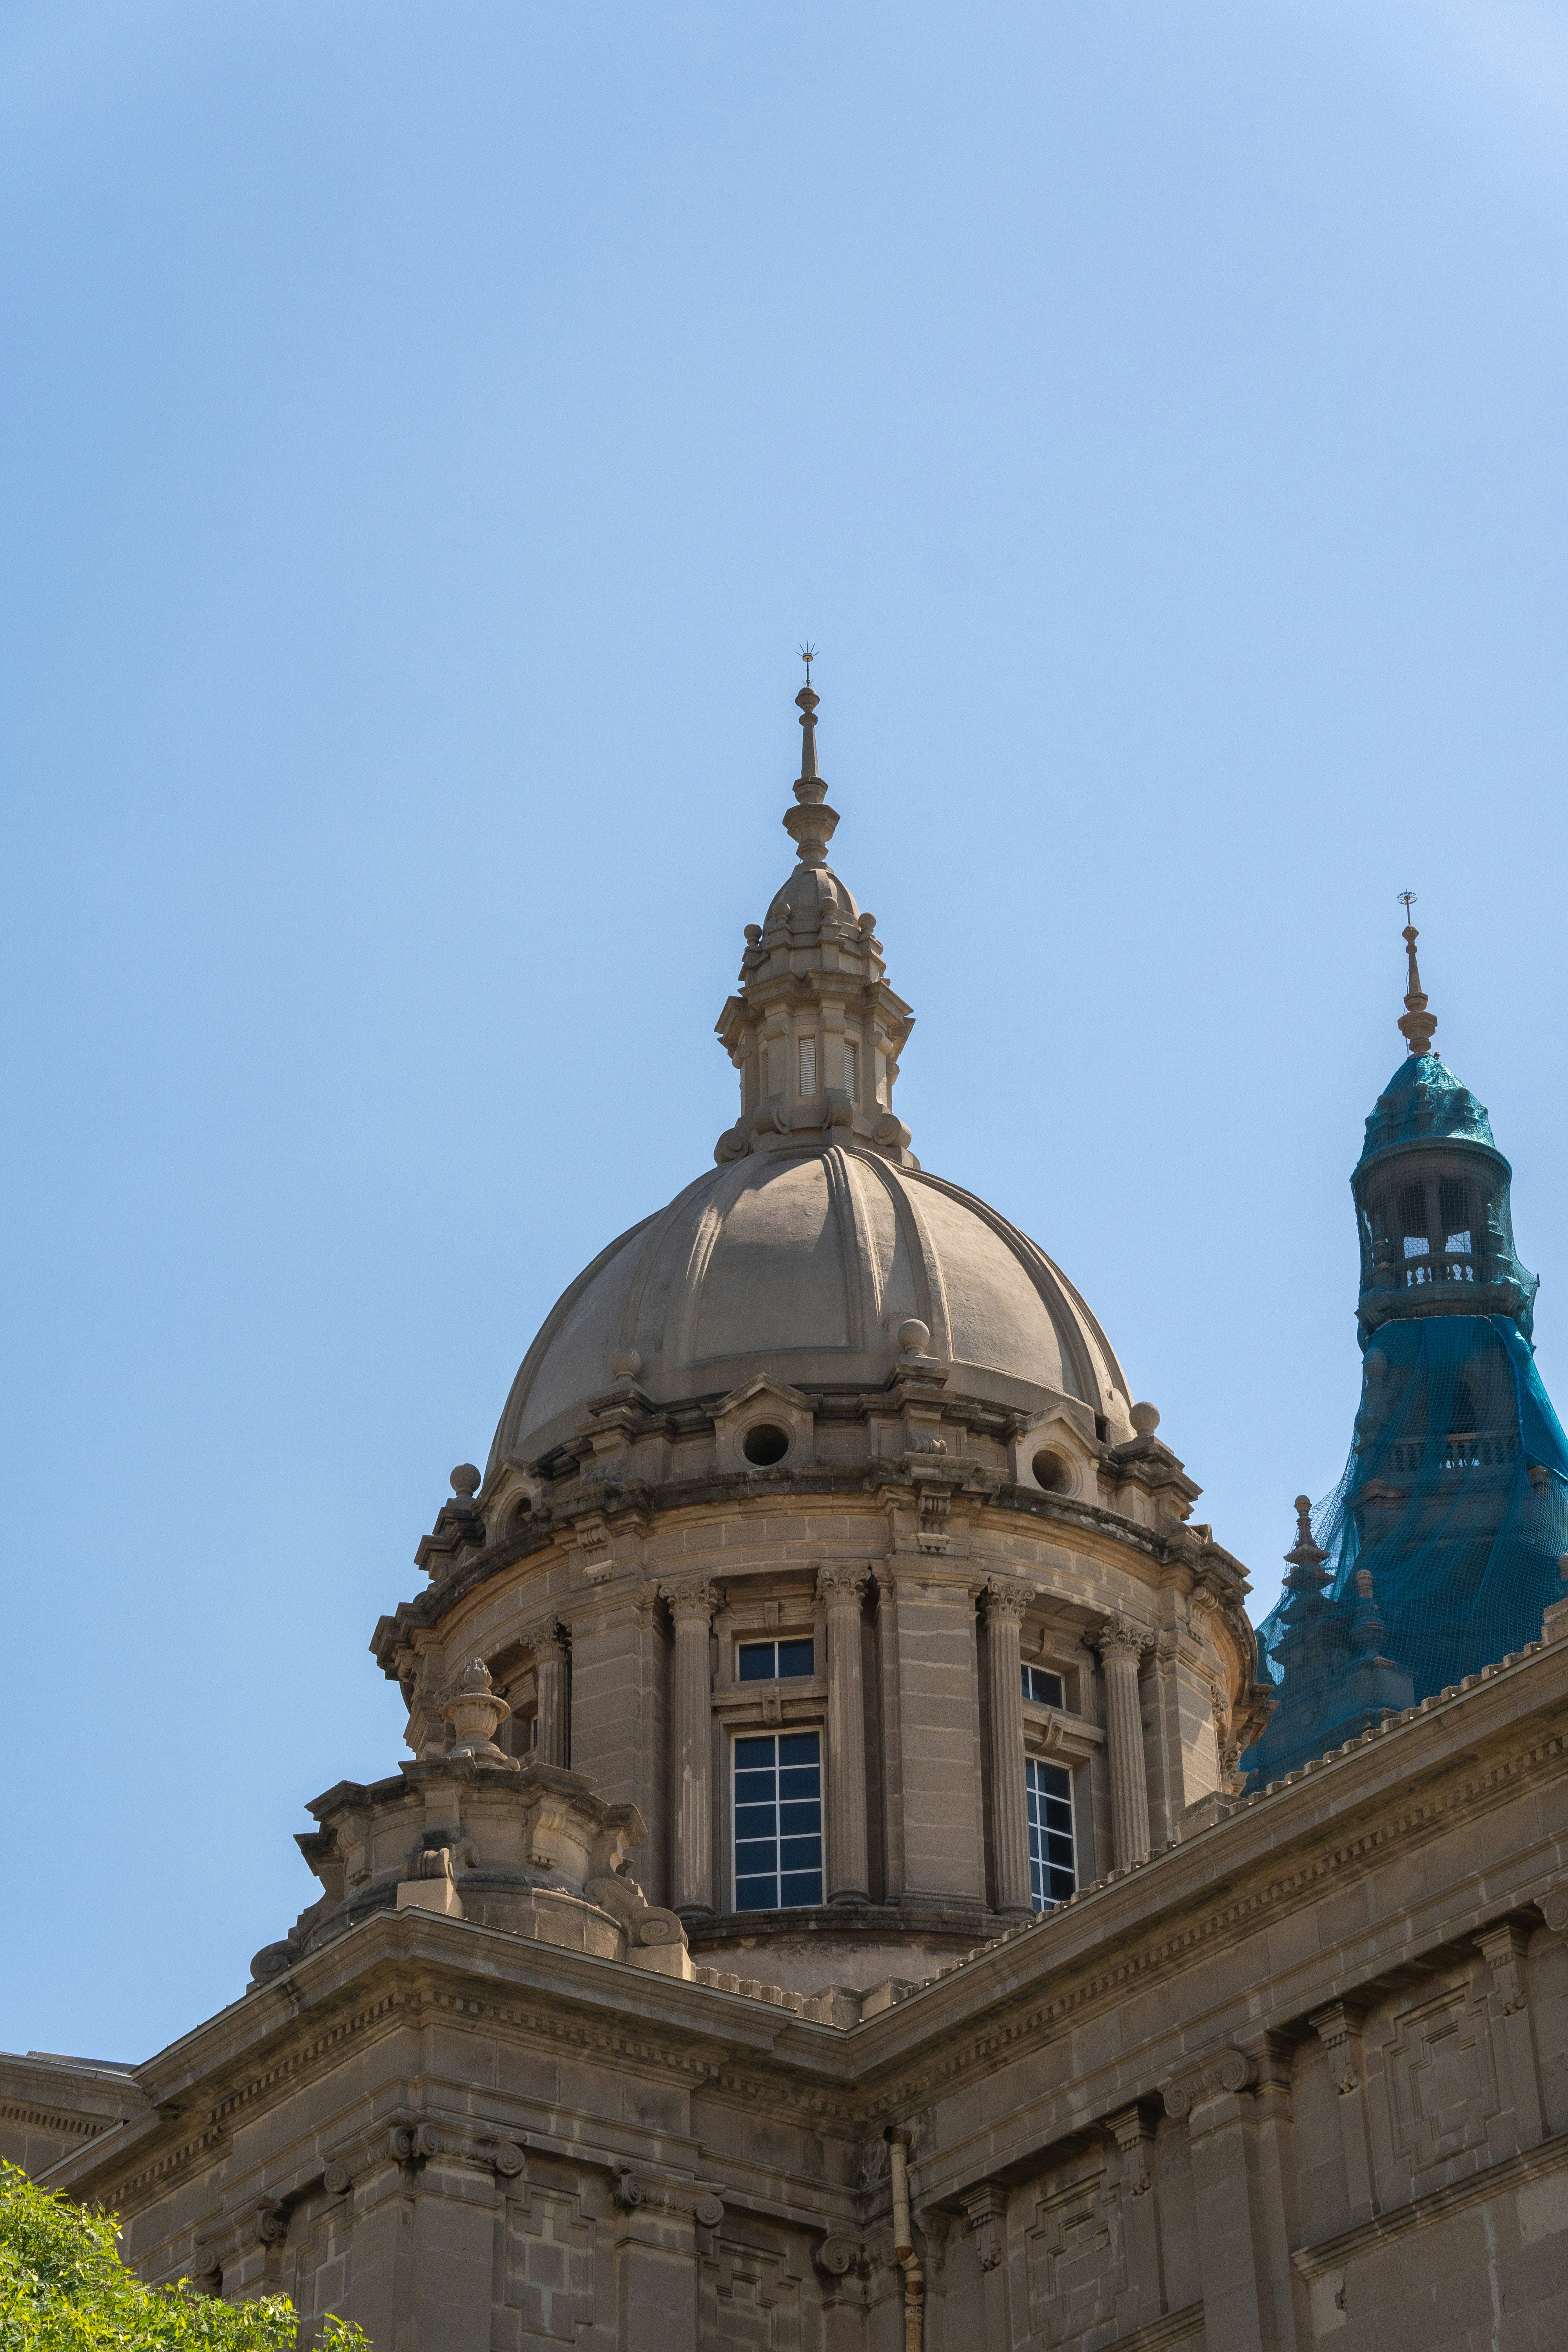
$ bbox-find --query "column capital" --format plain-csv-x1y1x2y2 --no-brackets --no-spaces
659,1577,720,1623
817,1563,870,1607
980,1575,1028,1624
1163,2045,1257,2122
1093,1613,1154,1662
532,1621,568,1666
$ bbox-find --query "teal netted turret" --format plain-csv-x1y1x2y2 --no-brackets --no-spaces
1243,917,1568,1787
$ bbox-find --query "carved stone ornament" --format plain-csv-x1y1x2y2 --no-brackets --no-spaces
1475,1920,1533,2015
1162,2047,1258,2118
389,2118,526,2176
980,1576,1028,1624
817,1563,870,1606
1539,1880,1568,1935
813,2234,864,2280
1105,2105,1156,2195
961,2181,1007,2270
659,1577,721,1623
1094,1615,1154,1664
1308,2002,1364,2095
443,1657,512,1760
610,2163,722,2224
191,2201,284,2283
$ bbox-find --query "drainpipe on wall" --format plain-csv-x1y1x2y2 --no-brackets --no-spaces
884,2127,924,2352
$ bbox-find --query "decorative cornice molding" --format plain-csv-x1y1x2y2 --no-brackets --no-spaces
373,1459,1252,1671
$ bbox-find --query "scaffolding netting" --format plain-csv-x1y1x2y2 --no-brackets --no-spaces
1242,1312,1568,1785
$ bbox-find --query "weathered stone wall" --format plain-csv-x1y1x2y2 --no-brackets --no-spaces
11,1629,1568,2352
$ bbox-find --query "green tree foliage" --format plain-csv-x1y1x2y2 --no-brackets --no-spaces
0,2163,368,2352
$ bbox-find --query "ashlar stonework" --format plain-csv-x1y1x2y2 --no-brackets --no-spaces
6,682,1567,2352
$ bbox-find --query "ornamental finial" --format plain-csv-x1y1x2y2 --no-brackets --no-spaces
1395,892,1437,1058
783,650,838,867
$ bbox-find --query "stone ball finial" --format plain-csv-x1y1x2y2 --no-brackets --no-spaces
610,1347,642,1380
1130,1402,1160,1437
744,923,761,944
450,1463,481,1500
859,911,877,934
896,1318,931,1359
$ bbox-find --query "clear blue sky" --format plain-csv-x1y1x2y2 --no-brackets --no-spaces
6,0,1568,2062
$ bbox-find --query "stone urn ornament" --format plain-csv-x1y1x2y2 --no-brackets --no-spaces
444,1657,512,1761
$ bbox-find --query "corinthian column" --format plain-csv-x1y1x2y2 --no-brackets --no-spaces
817,1566,870,1903
982,1578,1032,1916
534,1626,568,1767
660,1580,719,1914
1096,1618,1152,1869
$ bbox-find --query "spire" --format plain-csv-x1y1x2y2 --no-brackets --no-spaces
1282,1494,1330,1596
783,650,840,871
1396,893,1438,1058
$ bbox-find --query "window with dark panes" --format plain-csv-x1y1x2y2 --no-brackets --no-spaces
733,1731,822,1909
1025,1757,1076,1910
737,1639,815,1682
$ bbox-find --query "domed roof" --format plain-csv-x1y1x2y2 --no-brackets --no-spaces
488,1142,1132,1470
485,679,1132,1474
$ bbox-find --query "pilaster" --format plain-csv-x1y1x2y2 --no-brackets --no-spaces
819,1564,871,1904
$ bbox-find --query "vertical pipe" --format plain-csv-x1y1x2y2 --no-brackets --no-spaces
885,2129,924,2352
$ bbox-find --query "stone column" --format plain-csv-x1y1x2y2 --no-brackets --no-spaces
1165,2044,1303,2352
1096,1618,1153,1869
610,2181,702,2352
661,1579,718,1915
982,1578,1032,1916
534,1625,568,1767
818,1566,870,1904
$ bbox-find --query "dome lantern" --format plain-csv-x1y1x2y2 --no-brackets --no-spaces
713,673,917,1167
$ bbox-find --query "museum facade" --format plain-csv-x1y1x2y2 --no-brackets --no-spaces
4,684,1567,2352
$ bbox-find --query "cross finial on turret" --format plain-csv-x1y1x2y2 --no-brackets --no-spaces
1395,891,1438,1058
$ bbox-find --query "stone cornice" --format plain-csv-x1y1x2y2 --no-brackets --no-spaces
373,1465,1249,1674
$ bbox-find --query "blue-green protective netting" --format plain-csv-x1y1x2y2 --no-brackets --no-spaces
1242,1313,1568,1786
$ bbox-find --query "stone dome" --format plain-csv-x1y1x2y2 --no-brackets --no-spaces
486,679,1133,1477
487,1142,1132,1472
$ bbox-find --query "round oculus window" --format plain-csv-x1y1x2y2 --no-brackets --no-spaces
742,1422,791,1467
1031,1449,1070,1494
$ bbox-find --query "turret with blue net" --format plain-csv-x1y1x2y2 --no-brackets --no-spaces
1242,913,1568,1786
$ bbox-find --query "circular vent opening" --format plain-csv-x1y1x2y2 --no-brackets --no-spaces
742,1422,791,1467
1031,1450,1070,1494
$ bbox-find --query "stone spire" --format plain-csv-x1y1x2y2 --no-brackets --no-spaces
783,683,839,869
713,668,917,1167
1396,896,1438,1059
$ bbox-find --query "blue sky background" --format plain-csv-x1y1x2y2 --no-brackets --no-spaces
5,0,1568,2061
